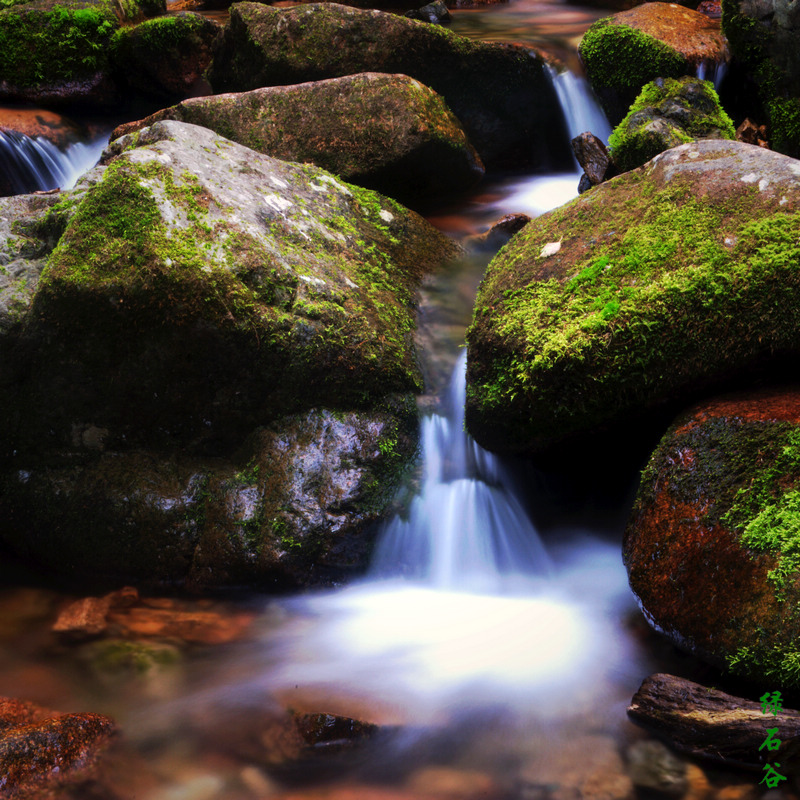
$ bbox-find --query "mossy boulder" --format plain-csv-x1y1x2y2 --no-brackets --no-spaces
579,3,730,125
465,139,800,456
722,0,800,157
624,389,800,688
110,12,220,101
207,2,570,170
112,73,484,205
0,120,457,589
609,76,735,172
0,0,165,107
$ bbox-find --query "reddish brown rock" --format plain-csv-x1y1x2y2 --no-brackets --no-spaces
607,4,729,67
571,131,615,185
579,3,729,123
623,388,800,687
0,697,115,796
107,599,256,645
736,118,769,148
0,108,82,148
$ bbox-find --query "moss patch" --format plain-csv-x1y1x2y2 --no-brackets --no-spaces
579,18,686,123
466,143,800,454
0,1,117,88
608,77,735,171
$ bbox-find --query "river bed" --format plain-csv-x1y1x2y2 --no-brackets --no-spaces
0,1,765,798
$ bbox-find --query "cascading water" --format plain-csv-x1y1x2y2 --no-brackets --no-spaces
371,352,552,592
0,129,108,194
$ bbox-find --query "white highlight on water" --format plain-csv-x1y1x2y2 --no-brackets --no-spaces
487,67,612,219
0,130,108,194
372,352,551,593
260,356,637,723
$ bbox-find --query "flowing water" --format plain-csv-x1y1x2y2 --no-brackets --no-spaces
0,4,740,798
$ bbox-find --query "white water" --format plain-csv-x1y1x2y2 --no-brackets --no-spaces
0,129,108,194
480,68,610,221
253,75,632,728
258,354,639,727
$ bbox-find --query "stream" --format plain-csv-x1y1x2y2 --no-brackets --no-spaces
0,1,742,798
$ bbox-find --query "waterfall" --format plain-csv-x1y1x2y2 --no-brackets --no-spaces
371,351,552,593
0,129,108,195
696,59,728,92
547,64,612,145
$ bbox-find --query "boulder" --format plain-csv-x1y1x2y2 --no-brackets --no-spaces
723,0,800,157
0,120,457,588
0,0,165,108
110,12,221,101
404,0,451,24
571,131,615,187
465,139,800,455
579,3,730,125
207,2,569,170
111,73,484,204
0,697,115,797
624,388,800,688
608,76,735,172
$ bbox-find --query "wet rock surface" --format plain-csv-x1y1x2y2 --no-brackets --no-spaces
0,697,115,797
111,73,484,205
466,140,800,455
624,388,800,687
207,2,570,170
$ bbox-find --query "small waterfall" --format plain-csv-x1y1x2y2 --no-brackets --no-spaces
371,351,552,593
696,59,728,92
0,129,108,195
547,64,612,145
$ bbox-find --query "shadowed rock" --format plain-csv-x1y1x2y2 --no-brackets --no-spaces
111,73,484,204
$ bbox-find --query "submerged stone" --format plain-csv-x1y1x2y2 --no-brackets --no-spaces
624,388,800,688
0,697,115,796
111,73,484,204
608,76,735,172
207,2,569,170
465,139,800,455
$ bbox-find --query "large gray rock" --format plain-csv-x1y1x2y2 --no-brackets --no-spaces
466,139,800,455
207,2,569,170
0,120,458,589
111,73,484,204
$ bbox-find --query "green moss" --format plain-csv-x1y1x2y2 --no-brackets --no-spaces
608,77,735,171
467,170,800,449
727,642,800,685
0,2,117,88
578,19,686,121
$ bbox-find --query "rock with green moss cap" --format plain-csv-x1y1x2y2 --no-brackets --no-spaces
111,73,484,205
207,2,569,170
0,120,456,589
579,2,729,125
609,76,735,172
465,139,800,456
0,0,165,107
110,12,221,101
624,388,800,688
722,0,800,157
